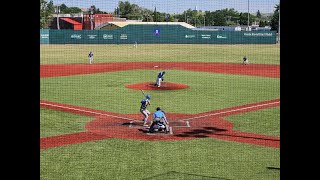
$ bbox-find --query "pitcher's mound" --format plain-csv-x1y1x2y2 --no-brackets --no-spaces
125,82,189,90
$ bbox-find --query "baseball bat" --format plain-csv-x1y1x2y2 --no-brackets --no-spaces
140,89,147,98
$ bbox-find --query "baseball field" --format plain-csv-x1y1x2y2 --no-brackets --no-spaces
40,44,280,179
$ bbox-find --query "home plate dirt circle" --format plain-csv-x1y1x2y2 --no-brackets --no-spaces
125,82,189,90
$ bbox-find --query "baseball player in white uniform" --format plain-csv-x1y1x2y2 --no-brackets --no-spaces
88,51,94,64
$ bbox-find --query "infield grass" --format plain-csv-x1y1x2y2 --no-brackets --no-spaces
40,70,279,114
40,108,93,137
224,107,280,136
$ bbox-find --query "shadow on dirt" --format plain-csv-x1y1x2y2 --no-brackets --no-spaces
175,127,227,138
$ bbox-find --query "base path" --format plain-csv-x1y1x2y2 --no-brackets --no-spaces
41,62,279,78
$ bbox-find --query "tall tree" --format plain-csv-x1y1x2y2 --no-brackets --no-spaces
259,20,266,27
153,6,157,21
270,4,280,32
256,10,261,18
238,12,256,25
40,0,54,28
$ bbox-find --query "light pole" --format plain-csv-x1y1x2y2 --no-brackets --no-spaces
247,0,250,30
55,5,60,30
278,4,280,43
89,7,94,30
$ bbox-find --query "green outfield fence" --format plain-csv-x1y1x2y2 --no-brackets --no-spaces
40,25,276,44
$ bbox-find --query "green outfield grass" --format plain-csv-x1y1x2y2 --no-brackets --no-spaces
40,138,279,180
40,108,93,137
40,70,279,114
224,107,280,136
40,44,280,65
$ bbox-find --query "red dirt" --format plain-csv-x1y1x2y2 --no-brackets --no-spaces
125,82,189,90
40,62,280,149
41,62,279,78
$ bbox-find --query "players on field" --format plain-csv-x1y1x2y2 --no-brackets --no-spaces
243,56,249,65
149,107,170,133
140,94,151,126
154,71,165,87
88,51,94,64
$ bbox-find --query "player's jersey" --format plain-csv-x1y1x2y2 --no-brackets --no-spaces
140,99,150,110
243,57,247,61
89,53,93,57
157,72,165,78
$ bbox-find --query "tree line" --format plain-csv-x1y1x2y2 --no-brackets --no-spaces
40,0,279,32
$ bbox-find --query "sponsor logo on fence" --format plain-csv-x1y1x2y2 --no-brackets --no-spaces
40,34,49,39
217,35,227,39
103,34,113,39
244,33,273,36
71,34,81,39
88,35,97,39
154,29,160,36
201,34,211,39
120,34,128,40
185,35,196,38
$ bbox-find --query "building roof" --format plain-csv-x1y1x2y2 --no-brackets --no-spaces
106,22,195,29
60,18,82,25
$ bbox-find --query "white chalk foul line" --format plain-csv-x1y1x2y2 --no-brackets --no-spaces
178,101,280,121
40,102,138,121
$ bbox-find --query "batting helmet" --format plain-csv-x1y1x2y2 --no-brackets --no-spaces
156,107,161,111
146,95,151,99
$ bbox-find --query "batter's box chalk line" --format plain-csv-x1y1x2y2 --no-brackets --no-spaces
126,120,190,129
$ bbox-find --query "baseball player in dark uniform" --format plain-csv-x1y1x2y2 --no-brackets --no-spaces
140,95,151,126
154,71,165,87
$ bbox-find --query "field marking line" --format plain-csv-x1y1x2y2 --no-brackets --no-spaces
178,101,280,121
40,102,138,121
171,121,190,128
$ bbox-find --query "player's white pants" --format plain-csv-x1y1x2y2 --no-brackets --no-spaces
243,60,249,65
140,109,150,124
89,57,93,64
156,78,162,87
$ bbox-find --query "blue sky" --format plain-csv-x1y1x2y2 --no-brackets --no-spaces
52,0,279,14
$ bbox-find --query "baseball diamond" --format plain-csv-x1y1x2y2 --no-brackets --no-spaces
41,43,279,180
